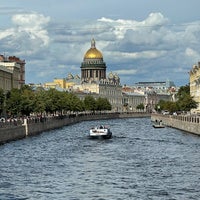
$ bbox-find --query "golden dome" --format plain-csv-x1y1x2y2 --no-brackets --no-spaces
84,38,103,59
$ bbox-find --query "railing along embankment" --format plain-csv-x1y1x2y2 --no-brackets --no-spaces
151,113,200,135
0,112,150,144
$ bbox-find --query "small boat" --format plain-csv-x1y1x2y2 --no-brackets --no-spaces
89,125,112,139
153,124,165,128
152,120,165,128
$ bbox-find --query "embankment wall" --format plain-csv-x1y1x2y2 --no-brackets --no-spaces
0,112,150,144
0,126,26,144
151,113,200,136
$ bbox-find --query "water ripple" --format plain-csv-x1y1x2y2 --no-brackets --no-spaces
1,118,200,199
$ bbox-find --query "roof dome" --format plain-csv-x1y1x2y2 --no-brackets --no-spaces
84,39,103,59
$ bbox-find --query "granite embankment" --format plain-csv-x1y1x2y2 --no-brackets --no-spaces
151,113,200,136
0,112,150,144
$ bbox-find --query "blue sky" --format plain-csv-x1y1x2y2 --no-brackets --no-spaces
1,0,200,86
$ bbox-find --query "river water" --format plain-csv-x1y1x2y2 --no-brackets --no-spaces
1,117,200,200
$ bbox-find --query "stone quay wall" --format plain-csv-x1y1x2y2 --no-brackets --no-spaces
151,113,200,135
0,126,26,144
0,112,150,144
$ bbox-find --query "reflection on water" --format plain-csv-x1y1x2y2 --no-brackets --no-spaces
1,118,200,199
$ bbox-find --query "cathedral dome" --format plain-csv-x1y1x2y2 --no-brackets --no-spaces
84,38,103,59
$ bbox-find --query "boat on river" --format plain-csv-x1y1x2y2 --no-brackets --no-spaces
152,120,165,128
153,124,165,128
89,125,112,139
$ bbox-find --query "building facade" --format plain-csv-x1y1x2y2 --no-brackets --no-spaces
133,80,175,93
0,55,25,91
189,62,200,113
41,39,177,112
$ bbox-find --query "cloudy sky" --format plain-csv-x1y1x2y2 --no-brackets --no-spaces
1,0,200,86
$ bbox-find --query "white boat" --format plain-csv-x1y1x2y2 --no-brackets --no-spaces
153,124,165,128
89,125,112,139
152,120,165,128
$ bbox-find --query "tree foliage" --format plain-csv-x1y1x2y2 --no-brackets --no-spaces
84,95,97,111
156,85,198,113
0,86,112,117
0,88,5,114
136,103,144,110
96,97,112,111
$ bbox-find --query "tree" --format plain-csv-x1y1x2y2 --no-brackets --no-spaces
33,89,47,115
6,89,22,117
84,95,96,112
176,85,197,111
96,97,112,111
136,103,144,110
21,87,35,116
45,88,61,114
0,88,5,115
67,93,84,112
156,84,197,113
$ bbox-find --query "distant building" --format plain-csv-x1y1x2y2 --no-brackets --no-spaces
43,74,81,91
122,91,145,112
133,80,175,93
189,62,200,113
0,55,25,91
41,39,177,112
77,38,122,111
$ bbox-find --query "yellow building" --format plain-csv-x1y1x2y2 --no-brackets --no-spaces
44,74,81,90
189,62,200,113
44,78,67,90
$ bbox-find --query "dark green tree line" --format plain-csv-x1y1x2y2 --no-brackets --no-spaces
0,86,112,117
156,85,198,113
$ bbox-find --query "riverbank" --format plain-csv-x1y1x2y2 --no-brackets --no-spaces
151,113,200,136
0,112,150,145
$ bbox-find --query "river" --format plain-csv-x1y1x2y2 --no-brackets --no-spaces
0,117,200,200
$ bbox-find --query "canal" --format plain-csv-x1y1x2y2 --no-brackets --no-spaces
0,117,200,199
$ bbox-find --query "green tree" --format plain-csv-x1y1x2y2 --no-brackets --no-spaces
45,88,61,114
156,85,197,113
136,103,144,110
176,85,197,111
33,89,47,115
96,97,112,111
6,88,22,116
66,93,84,112
0,88,5,115
84,95,96,112
21,87,35,116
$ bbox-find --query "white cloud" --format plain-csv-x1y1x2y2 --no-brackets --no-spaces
185,48,200,60
12,13,50,46
98,13,169,40
1,11,200,86
0,13,50,57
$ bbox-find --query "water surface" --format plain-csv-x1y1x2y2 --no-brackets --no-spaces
0,118,200,199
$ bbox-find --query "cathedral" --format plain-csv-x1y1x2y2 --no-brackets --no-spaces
81,38,106,83
78,38,122,111
81,38,120,85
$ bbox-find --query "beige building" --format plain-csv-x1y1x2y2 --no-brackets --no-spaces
0,55,25,91
189,62,200,112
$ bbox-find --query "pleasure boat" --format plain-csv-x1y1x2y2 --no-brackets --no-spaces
89,125,112,139
152,120,165,128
